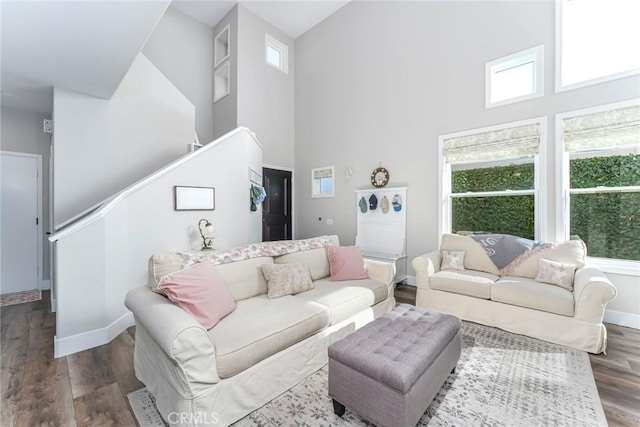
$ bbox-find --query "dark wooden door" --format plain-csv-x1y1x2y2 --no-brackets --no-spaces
262,167,292,241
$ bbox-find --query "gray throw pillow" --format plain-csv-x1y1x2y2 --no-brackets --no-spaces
261,262,314,298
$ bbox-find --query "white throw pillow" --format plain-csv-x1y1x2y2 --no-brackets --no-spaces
261,262,314,298
441,250,466,271
535,258,576,290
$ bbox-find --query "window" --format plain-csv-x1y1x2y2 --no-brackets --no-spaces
439,118,547,240
557,100,640,261
265,34,288,74
486,45,544,108
311,166,334,198
556,0,640,91
214,24,230,68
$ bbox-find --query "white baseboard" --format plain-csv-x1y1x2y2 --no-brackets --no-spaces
39,279,51,290
604,309,640,329
51,297,56,313
54,312,135,358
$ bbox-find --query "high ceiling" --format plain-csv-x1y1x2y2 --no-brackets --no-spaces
0,1,349,115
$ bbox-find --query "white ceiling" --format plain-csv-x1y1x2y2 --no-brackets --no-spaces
171,1,350,39
1,0,171,114
0,0,348,115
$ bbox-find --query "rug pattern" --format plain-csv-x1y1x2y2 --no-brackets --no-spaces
128,321,607,427
0,289,41,307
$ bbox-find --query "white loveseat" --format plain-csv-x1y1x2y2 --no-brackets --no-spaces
125,236,395,426
412,234,617,353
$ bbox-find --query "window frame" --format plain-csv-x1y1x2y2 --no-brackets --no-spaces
311,166,334,198
265,34,289,75
555,99,640,271
555,0,640,93
439,117,548,240
485,45,544,109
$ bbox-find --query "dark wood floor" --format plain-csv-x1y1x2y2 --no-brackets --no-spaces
1,287,638,427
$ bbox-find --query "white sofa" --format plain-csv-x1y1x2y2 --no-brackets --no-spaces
125,236,395,426
412,234,617,354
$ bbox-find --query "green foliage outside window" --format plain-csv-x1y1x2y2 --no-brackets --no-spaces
451,154,640,260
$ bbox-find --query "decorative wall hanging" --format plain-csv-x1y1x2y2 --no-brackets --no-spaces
371,166,389,188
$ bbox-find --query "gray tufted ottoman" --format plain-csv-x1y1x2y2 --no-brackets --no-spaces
328,304,462,427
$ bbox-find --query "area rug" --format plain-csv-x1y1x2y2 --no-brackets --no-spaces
128,321,607,426
0,289,41,307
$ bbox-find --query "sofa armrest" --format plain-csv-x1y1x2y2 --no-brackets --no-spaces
411,251,441,290
365,259,396,298
125,286,220,389
573,267,617,324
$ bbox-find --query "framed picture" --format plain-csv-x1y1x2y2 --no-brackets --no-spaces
174,186,215,211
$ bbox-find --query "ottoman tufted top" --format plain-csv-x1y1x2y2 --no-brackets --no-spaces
328,304,461,393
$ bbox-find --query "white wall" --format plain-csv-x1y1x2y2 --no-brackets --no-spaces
142,6,215,144
53,128,263,356
53,54,195,225
294,2,640,319
237,5,295,169
0,106,52,281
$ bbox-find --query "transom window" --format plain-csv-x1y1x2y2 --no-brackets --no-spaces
265,34,289,74
556,0,640,91
486,45,544,108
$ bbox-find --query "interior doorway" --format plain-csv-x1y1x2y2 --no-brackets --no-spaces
1,151,43,294
262,167,293,241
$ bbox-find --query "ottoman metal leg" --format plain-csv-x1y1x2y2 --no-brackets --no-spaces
333,399,346,417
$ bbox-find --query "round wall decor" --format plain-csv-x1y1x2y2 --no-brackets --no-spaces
371,167,390,188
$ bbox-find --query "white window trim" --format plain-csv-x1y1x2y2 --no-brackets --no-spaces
265,34,289,75
439,117,548,240
311,166,334,198
485,45,544,109
555,99,640,274
554,0,640,93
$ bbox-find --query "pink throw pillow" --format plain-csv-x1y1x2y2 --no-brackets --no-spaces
158,261,236,329
326,245,368,281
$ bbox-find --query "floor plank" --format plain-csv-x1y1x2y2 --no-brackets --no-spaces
0,304,31,369
104,332,144,395
0,363,24,427
67,346,118,399
73,382,136,427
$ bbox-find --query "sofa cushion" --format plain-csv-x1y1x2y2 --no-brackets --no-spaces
429,270,498,299
294,279,387,325
214,257,272,301
440,234,500,275
261,263,314,298
326,246,368,281
210,295,329,378
441,250,466,271
157,261,236,329
509,239,586,279
148,253,184,294
491,277,574,317
275,248,330,281
535,258,576,290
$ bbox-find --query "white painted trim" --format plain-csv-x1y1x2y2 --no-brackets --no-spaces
51,297,56,313
486,45,544,109
589,257,640,277
555,0,640,93
311,166,335,198
40,279,50,290
604,309,640,330
49,128,263,242
262,164,296,239
1,151,44,289
265,33,289,74
54,312,135,358
214,23,231,68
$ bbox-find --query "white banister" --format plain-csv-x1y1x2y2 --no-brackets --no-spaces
50,127,262,243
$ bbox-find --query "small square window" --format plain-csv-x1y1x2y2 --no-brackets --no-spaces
312,166,334,198
486,45,544,108
265,34,288,74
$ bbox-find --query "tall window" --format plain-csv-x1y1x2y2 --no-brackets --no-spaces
439,118,546,240
556,0,640,91
558,101,640,261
